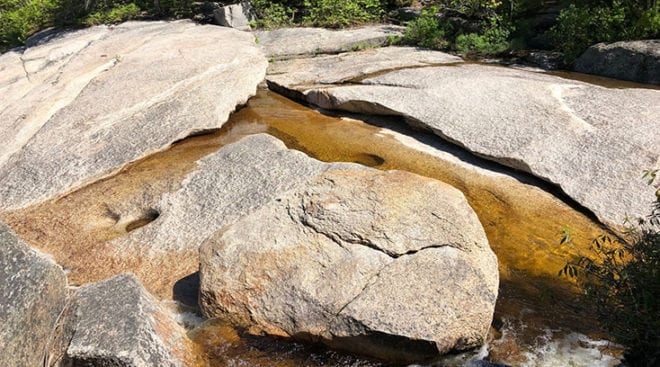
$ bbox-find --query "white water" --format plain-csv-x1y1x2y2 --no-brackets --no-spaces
427,317,623,367
161,300,204,330
518,331,621,367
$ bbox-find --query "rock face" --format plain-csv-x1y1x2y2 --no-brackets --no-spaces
199,169,498,363
575,40,660,84
267,50,660,227
256,25,405,59
57,273,198,367
214,0,256,31
108,134,359,255
0,20,267,211
267,46,461,92
98,134,362,298
0,222,67,367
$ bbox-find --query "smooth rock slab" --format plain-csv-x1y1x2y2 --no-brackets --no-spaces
59,273,198,367
99,134,363,298
256,25,406,59
0,20,267,210
267,46,462,90
268,58,660,227
108,134,360,255
0,221,67,367
199,169,498,363
575,40,660,84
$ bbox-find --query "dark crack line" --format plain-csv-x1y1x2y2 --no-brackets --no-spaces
330,243,454,329
333,263,385,319
296,203,460,259
19,55,31,82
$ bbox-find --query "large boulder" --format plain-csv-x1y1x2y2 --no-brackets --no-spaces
0,222,67,367
267,49,660,228
575,40,660,85
256,25,406,59
54,273,200,367
199,169,498,363
0,20,267,211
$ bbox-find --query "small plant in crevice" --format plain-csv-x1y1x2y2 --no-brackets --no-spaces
559,169,660,367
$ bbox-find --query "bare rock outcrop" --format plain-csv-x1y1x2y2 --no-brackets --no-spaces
96,134,361,297
54,273,200,367
199,169,498,363
0,222,67,367
0,20,267,211
256,25,406,59
575,39,660,84
267,48,660,228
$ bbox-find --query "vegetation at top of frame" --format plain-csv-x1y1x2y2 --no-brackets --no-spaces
250,0,386,29
402,0,660,61
550,0,660,63
3,0,659,61
403,0,520,57
559,169,660,367
0,0,194,52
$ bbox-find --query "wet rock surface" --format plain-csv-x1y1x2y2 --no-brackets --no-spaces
0,20,267,210
268,51,660,227
575,40,660,84
199,169,498,363
0,221,67,367
55,273,199,367
256,25,405,59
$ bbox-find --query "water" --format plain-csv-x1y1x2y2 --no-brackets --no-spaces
3,89,624,366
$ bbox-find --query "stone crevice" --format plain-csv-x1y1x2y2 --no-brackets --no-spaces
18,55,31,82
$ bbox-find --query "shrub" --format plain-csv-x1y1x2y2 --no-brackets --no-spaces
455,22,510,55
550,0,660,63
405,2,513,54
83,3,141,26
0,0,194,51
251,0,296,29
560,170,660,366
404,7,447,49
0,0,61,51
302,0,385,28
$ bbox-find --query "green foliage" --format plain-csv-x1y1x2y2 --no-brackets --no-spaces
405,1,512,55
251,0,296,29
302,0,385,28
82,3,140,26
550,0,660,63
0,0,61,51
404,7,447,49
0,0,194,51
426,0,505,21
560,172,660,366
455,18,510,55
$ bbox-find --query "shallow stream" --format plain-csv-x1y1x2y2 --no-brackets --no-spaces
186,90,622,367
3,87,627,366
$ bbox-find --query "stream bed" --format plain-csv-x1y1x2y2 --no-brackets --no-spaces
3,89,624,366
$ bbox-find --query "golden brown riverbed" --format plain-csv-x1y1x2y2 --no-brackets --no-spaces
3,89,618,366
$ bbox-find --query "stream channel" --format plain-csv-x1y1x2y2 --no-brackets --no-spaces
3,75,635,365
